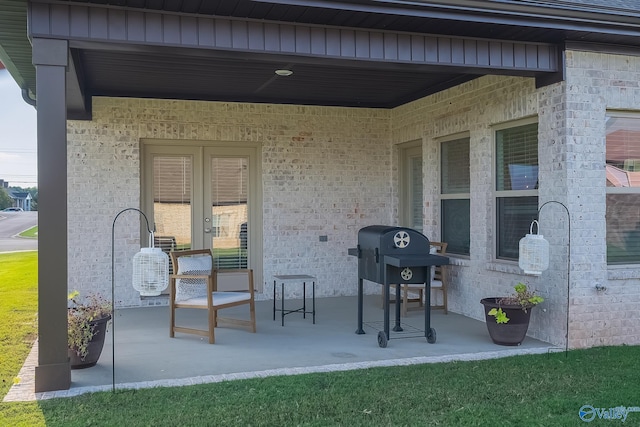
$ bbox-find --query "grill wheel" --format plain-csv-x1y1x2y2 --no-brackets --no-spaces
377,331,388,348
427,328,437,344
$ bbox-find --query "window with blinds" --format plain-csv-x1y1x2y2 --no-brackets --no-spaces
152,155,193,277
210,157,249,270
398,143,423,232
441,136,470,255
606,113,640,264
153,156,192,252
409,155,423,231
495,122,539,260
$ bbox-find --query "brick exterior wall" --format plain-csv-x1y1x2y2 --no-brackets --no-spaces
68,102,391,307
559,50,640,348
67,49,640,348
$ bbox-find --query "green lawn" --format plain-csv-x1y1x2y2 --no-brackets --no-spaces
1,251,639,426
0,251,43,426
0,252,38,394
18,226,38,239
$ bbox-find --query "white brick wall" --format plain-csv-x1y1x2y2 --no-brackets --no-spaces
68,101,391,307
67,49,640,348
560,50,640,348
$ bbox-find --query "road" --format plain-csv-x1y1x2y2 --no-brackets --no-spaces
0,210,38,252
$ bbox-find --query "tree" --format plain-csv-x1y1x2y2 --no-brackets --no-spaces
0,188,12,210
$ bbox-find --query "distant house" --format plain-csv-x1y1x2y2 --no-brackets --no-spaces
0,180,32,211
2,0,640,393
8,189,31,211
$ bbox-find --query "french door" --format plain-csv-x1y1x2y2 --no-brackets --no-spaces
142,141,262,289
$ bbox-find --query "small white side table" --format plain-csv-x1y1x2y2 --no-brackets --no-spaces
273,275,316,326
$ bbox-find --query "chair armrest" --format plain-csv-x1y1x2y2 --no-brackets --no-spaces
170,274,211,280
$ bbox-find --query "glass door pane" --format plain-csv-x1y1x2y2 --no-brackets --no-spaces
153,156,193,261
409,155,423,231
399,144,423,232
208,156,248,269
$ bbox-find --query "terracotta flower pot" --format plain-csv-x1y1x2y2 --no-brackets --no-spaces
68,315,111,369
480,298,533,346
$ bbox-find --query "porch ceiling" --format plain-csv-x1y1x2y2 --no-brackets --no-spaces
75,48,479,110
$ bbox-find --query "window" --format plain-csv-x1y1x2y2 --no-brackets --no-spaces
495,122,539,260
441,136,470,255
399,142,423,232
606,113,640,264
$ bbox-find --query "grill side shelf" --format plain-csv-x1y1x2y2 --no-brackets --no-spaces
347,246,361,257
383,254,449,268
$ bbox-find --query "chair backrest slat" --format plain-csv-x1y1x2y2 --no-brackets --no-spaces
215,269,254,295
429,242,448,281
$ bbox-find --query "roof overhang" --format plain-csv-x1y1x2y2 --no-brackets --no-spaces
1,0,640,117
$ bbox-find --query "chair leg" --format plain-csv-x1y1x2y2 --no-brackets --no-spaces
249,299,257,333
442,286,448,314
208,307,216,344
169,306,175,338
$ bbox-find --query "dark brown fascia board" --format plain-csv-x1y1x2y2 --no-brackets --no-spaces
252,0,640,36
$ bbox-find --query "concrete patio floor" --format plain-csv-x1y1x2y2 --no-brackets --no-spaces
5,295,557,401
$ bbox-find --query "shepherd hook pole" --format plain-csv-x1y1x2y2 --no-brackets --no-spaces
111,208,152,393
537,201,571,356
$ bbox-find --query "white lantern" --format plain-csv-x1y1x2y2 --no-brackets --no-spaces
518,220,549,276
132,247,169,296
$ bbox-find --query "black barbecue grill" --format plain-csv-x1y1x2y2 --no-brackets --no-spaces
349,225,449,347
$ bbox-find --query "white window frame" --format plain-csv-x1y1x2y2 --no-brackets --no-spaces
398,140,423,232
493,117,539,261
440,132,470,256
605,111,640,265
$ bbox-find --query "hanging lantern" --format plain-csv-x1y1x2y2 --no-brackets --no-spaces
518,220,549,276
132,233,169,296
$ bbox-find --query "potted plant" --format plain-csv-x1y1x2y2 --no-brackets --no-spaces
480,283,544,346
67,290,112,369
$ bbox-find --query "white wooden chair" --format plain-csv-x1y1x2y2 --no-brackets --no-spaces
169,249,256,344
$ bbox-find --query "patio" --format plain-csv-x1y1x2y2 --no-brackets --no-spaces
5,294,555,401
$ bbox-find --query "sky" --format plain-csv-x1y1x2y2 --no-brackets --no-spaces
0,68,38,188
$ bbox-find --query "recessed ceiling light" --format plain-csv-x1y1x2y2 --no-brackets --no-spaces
275,69,293,76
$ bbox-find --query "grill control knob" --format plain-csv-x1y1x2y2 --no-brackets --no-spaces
401,267,413,281
394,231,410,248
